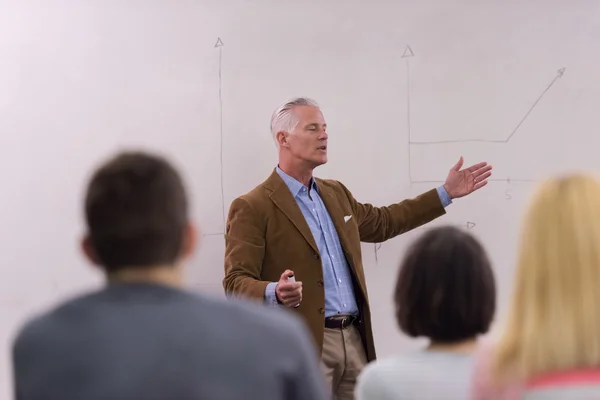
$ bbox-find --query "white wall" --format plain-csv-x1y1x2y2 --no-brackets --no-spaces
1,0,599,398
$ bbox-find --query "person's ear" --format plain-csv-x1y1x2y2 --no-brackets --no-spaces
277,131,290,148
180,221,198,261
81,235,101,266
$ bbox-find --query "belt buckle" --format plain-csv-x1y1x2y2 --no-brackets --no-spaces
341,316,354,329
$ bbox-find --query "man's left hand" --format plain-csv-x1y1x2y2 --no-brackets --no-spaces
443,156,492,199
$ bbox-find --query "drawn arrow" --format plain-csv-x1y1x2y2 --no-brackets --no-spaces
404,44,565,145
215,37,225,229
466,221,476,229
402,45,415,182
401,45,414,59
501,66,565,143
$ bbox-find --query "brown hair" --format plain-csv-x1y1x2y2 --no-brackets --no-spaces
84,151,188,272
394,225,496,343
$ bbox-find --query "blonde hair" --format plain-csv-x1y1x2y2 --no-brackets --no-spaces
491,173,600,382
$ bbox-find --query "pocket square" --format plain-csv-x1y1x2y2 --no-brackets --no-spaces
344,215,352,223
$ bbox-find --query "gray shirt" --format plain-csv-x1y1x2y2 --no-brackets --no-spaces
355,350,474,400
12,282,329,400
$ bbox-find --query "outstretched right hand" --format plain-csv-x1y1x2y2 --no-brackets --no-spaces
276,270,302,308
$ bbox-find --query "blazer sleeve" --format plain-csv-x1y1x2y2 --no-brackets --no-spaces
222,196,270,301
337,181,447,243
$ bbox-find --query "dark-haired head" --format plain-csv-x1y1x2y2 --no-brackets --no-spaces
394,225,496,344
81,151,196,275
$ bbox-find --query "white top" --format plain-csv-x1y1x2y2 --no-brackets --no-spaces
355,350,474,400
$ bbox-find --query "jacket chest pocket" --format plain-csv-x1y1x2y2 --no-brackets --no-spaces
344,216,359,238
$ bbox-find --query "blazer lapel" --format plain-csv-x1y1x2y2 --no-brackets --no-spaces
266,171,320,255
317,182,369,295
317,183,354,261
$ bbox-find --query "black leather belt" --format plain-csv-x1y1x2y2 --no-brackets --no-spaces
325,315,358,329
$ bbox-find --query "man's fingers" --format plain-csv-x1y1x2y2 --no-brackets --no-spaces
472,164,492,177
280,291,302,307
278,287,301,298
467,162,489,173
475,171,492,182
284,293,302,305
452,156,464,171
473,180,488,191
277,272,302,308
277,282,302,301
279,281,302,291
280,270,294,280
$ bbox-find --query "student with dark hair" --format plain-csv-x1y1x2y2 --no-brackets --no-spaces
355,225,496,400
11,151,328,400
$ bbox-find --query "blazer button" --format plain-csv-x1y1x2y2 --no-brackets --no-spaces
317,280,323,287
318,308,324,314
313,253,320,259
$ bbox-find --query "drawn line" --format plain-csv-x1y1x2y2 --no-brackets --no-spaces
402,45,414,182
410,138,507,145
203,232,224,237
215,37,226,229
408,66,565,145
410,178,539,184
374,243,382,264
505,67,565,142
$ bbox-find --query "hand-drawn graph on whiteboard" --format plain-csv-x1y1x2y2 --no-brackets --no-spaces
373,45,566,263
402,44,566,185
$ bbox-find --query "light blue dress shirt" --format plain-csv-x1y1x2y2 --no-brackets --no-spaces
265,167,452,317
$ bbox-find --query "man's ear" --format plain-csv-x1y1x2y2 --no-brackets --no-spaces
276,131,290,148
81,235,101,266
180,222,198,261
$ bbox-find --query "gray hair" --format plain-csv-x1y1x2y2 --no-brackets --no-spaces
270,97,320,148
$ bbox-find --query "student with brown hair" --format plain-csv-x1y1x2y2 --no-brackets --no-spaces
355,225,496,400
11,151,328,400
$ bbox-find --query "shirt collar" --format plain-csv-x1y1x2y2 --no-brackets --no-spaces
276,166,319,197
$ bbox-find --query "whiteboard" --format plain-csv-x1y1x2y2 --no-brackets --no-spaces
1,1,598,398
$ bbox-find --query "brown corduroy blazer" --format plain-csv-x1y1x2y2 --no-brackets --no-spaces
222,169,446,361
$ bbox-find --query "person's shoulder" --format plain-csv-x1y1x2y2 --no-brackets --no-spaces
12,312,49,351
229,173,276,213
355,357,406,399
11,290,99,354
315,176,343,188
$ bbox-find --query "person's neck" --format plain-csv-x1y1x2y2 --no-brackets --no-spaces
106,265,183,288
427,338,477,355
278,161,314,187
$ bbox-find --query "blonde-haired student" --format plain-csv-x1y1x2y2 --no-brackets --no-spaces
471,173,600,399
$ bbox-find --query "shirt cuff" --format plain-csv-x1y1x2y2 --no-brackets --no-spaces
436,186,452,207
264,282,280,306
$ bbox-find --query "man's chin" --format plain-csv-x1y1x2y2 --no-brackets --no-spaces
313,157,327,167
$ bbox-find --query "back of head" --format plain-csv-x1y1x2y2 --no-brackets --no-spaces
493,172,600,381
83,151,189,272
394,225,496,344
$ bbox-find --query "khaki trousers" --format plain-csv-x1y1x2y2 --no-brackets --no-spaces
320,323,368,400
